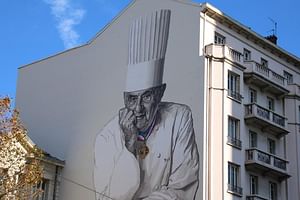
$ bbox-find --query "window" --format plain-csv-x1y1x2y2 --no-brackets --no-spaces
249,131,257,148
228,117,241,148
249,88,257,103
261,58,268,67
284,71,293,84
33,179,49,200
268,138,276,155
267,97,275,111
269,182,277,200
214,32,226,45
299,106,300,124
243,49,251,61
250,175,258,195
228,163,242,195
228,71,241,101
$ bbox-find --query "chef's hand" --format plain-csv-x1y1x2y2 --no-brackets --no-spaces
119,108,137,155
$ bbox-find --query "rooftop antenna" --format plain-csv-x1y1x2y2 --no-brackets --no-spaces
265,17,278,44
268,17,277,36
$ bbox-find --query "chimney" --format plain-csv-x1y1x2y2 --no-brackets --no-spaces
265,34,277,45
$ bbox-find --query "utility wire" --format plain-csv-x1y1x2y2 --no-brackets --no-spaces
43,169,114,200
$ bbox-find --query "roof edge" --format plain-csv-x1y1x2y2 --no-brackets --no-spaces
200,2,300,66
18,44,86,70
42,153,65,167
88,0,202,43
19,0,137,70
19,0,204,70
87,0,137,44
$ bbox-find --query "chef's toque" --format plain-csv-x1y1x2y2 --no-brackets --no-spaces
125,9,171,92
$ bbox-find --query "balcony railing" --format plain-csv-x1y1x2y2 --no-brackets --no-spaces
228,48,242,62
205,44,243,66
274,157,287,170
227,90,242,102
246,194,268,200
227,136,242,148
271,71,285,86
244,61,288,96
246,148,288,174
244,61,286,86
244,103,288,137
227,184,243,196
273,113,285,127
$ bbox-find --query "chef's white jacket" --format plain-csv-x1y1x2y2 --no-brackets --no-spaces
94,102,199,200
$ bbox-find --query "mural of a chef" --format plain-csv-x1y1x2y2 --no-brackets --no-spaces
93,9,199,200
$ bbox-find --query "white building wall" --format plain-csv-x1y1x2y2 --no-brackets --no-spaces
16,0,206,199
286,91,300,199
202,4,295,199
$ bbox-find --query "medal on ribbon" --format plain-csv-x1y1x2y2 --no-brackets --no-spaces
137,142,149,159
137,136,149,159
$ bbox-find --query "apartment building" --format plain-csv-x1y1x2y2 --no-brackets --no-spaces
15,0,300,199
0,133,64,200
202,4,300,200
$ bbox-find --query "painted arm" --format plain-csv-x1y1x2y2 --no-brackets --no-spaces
94,121,140,200
143,108,199,200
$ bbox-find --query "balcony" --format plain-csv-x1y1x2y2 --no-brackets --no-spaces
205,44,244,66
287,83,300,97
245,148,290,181
246,194,268,200
245,103,289,138
244,61,289,96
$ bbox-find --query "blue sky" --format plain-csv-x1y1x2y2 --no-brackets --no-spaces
1,0,300,100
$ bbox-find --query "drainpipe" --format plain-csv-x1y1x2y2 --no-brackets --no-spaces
52,166,59,200
207,53,213,200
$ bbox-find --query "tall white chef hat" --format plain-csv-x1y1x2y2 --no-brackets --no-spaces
125,9,171,92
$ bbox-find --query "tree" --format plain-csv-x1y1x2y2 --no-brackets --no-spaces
0,97,43,200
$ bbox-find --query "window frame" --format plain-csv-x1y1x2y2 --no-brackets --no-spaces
243,48,251,61
298,106,300,124
261,58,268,67
249,88,257,103
267,96,275,111
269,181,278,200
268,138,276,155
33,179,50,200
214,32,226,45
227,162,242,196
284,71,293,84
250,175,258,195
228,71,241,102
249,131,257,148
228,116,241,148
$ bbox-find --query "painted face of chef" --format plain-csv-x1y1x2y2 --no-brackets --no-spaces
124,84,166,132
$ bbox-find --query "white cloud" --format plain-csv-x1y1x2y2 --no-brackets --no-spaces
44,0,86,49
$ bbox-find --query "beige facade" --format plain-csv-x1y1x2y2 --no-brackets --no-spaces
16,0,300,199
39,154,64,200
